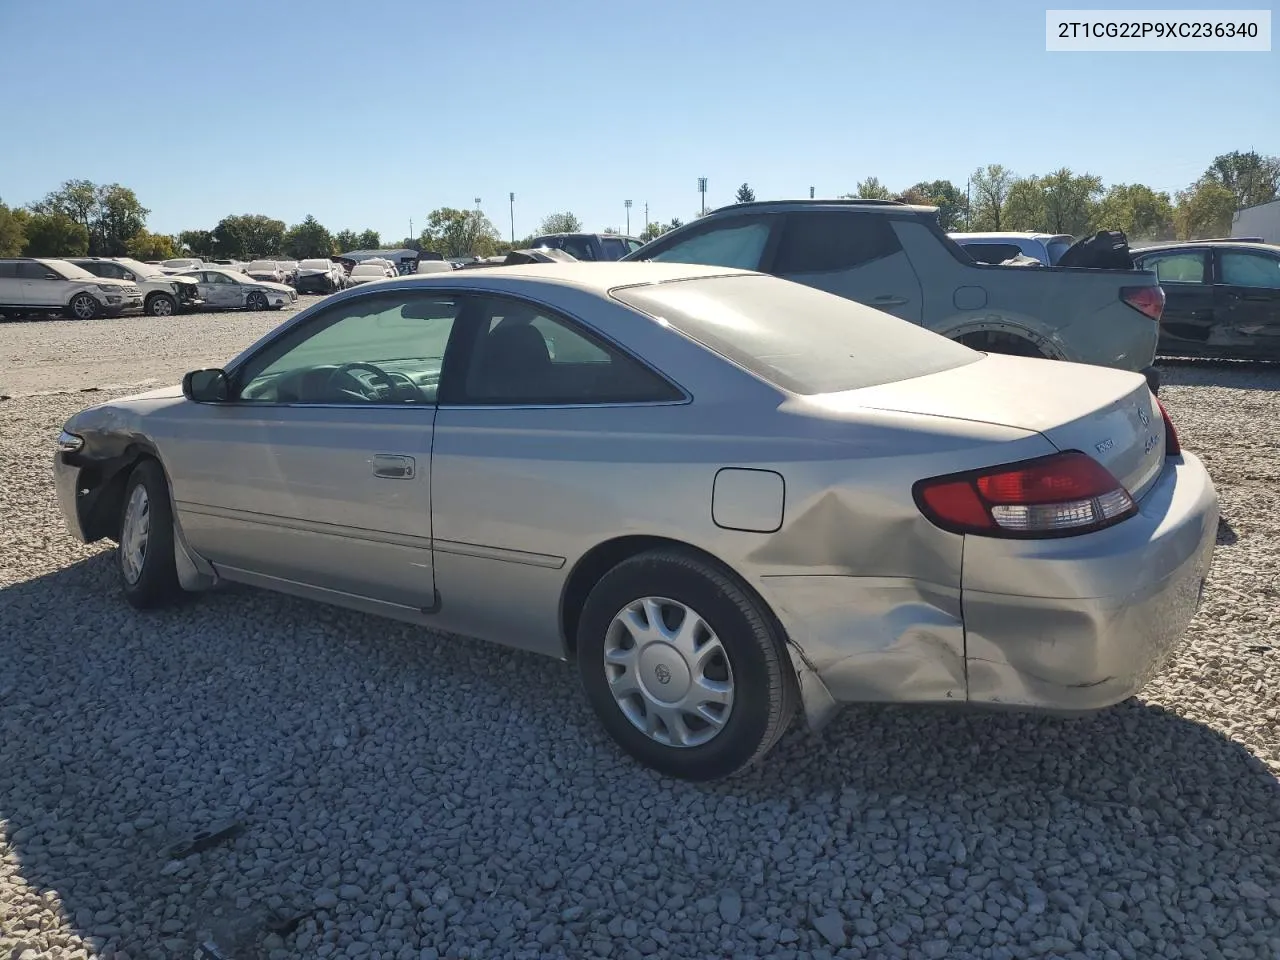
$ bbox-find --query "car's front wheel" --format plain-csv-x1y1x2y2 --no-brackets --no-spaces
117,459,185,609
67,292,100,320
577,549,797,781
246,291,268,311
146,293,177,317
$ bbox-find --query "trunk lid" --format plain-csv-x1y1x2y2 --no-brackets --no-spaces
817,353,1166,499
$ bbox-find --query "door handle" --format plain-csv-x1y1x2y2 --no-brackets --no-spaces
372,454,415,479
872,295,909,306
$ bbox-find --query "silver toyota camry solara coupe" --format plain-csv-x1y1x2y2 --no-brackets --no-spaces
53,262,1219,780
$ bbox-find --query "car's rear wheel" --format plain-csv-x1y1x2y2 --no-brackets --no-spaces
146,293,177,317
576,549,797,781
246,291,268,311
118,459,184,609
956,330,1047,358
67,293,100,321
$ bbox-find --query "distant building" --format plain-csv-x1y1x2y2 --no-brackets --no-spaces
1232,199,1280,244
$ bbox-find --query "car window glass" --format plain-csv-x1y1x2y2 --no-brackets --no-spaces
1144,252,1206,284
236,292,460,405
646,219,772,270
0,262,19,279
1220,252,1280,289
17,262,52,280
774,212,903,274
601,237,626,259
626,239,643,253
558,237,597,261
459,296,681,405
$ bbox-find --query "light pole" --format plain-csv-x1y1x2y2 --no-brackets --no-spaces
509,192,515,244
809,186,815,199
624,199,632,236
697,177,707,216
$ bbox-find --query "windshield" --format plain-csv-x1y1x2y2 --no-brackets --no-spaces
248,260,279,271
612,273,979,395
299,259,332,270
45,260,97,281
352,264,386,275
1046,237,1075,264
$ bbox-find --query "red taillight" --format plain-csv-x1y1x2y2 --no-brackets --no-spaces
1155,397,1180,456
913,451,1137,538
1122,285,1165,321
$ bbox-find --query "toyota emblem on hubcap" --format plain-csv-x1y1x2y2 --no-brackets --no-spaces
654,664,672,684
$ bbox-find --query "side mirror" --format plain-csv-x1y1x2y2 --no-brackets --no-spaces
124,271,136,281
182,368,230,403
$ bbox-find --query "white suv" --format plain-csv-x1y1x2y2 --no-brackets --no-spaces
0,258,142,320
68,257,204,317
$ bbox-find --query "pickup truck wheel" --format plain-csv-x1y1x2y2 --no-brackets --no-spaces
67,292,101,321
957,330,1047,358
146,293,177,317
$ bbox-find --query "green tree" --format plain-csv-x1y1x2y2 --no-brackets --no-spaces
603,226,620,235
537,212,582,235
0,200,27,257
1002,177,1046,231
283,215,336,259
127,230,179,261
969,164,1015,231
1039,168,1103,236
843,177,892,200
1201,150,1280,209
95,184,149,255
735,182,756,204
1174,179,1238,240
211,214,287,259
1094,184,1175,241
178,229,214,257
33,179,98,244
334,229,360,252
422,207,500,258
898,179,967,231
357,229,381,249
22,212,89,257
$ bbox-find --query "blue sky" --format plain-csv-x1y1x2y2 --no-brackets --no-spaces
1,0,1275,242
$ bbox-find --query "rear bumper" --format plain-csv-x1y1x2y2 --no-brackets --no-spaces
963,452,1217,710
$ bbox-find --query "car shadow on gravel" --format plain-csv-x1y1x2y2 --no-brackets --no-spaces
3,553,1280,958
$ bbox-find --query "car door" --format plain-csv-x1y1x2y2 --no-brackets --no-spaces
194,271,231,308
1134,249,1213,356
1213,248,1280,360
636,213,781,272
428,293,688,658
19,261,65,307
767,211,923,323
163,289,461,610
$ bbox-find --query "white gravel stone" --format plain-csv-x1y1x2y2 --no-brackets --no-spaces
1,334,1279,960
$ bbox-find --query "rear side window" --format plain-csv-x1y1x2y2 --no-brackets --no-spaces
773,212,902,274
960,242,1024,265
1141,251,1207,284
17,262,52,279
613,274,978,396
0,262,18,279
601,237,627,260
1220,251,1280,289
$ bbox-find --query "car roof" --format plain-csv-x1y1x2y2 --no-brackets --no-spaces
354,261,751,292
1133,240,1280,254
706,198,937,216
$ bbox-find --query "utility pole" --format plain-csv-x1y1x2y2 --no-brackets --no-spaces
698,177,707,216
624,199,632,235
810,186,815,199
509,192,515,244
644,202,649,237
409,217,413,242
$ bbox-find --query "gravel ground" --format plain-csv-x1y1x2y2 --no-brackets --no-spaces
1,314,1278,960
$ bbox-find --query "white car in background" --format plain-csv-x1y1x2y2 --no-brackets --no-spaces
159,257,204,275
0,257,142,319
68,257,204,317
245,260,288,284
188,267,298,311
294,258,347,294
346,262,395,286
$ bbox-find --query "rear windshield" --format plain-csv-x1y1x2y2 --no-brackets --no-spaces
612,274,979,395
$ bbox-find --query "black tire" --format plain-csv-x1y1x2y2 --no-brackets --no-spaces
117,459,184,610
577,549,797,781
146,293,178,317
246,291,268,311
66,292,100,321
956,330,1047,358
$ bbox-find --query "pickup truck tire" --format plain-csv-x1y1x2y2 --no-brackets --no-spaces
146,293,177,317
66,293,101,321
956,330,1047,359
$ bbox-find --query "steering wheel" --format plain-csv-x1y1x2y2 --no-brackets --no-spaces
324,361,400,402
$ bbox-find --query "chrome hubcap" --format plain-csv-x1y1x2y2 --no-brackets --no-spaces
603,596,734,748
120,484,150,584
73,295,95,319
